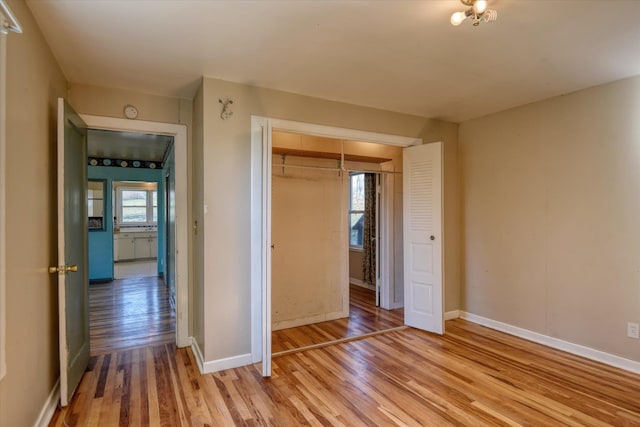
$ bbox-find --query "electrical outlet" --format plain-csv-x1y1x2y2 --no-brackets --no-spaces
628,322,640,339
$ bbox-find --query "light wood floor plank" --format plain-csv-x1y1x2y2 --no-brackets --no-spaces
272,284,404,353
89,276,175,355
51,320,640,426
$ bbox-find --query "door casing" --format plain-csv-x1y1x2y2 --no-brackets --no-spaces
81,114,190,348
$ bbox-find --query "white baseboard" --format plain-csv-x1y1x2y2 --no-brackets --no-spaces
190,336,253,374
386,300,404,310
349,277,375,291
34,378,59,427
272,309,348,331
460,311,640,375
190,337,205,374
444,310,460,320
203,354,253,374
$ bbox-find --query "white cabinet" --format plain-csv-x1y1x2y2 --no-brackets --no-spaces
117,233,136,261
115,232,158,261
134,237,152,258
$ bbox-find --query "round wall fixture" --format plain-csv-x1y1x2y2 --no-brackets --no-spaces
120,160,128,167
123,104,138,119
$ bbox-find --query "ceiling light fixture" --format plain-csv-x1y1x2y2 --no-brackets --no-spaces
450,0,497,27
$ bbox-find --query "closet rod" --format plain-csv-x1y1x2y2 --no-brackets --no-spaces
275,163,343,172
347,168,402,175
274,162,402,175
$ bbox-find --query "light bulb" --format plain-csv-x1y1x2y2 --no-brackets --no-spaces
450,11,467,26
473,0,488,14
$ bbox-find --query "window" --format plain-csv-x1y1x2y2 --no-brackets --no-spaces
152,191,158,222
121,190,149,223
349,173,365,248
87,180,105,230
115,182,157,226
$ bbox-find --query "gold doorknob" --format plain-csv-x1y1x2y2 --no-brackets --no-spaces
48,265,78,274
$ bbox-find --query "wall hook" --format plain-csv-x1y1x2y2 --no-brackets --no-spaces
219,98,234,120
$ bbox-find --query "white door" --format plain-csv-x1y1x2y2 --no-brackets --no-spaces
54,98,89,406
403,142,443,334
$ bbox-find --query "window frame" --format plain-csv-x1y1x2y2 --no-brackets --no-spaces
115,185,158,227
349,172,365,250
87,179,106,231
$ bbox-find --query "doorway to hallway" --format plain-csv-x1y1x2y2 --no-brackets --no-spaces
89,276,175,355
81,113,190,348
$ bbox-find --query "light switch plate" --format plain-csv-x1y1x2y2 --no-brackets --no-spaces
628,322,640,339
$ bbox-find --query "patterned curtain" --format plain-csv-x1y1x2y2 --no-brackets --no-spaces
362,173,376,285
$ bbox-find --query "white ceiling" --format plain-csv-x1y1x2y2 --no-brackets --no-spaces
26,0,640,123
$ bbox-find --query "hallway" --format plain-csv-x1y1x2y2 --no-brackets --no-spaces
89,276,175,355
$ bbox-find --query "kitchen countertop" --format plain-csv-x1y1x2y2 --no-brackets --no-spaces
114,227,157,233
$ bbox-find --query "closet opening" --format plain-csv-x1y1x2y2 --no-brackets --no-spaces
251,116,443,378
269,131,404,356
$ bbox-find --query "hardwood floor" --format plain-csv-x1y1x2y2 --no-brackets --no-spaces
272,284,404,354
51,319,640,426
89,276,175,355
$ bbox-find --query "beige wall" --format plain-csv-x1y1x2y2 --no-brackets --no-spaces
460,76,640,362
0,1,68,425
68,83,191,125
199,77,459,362
271,156,348,329
192,82,205,351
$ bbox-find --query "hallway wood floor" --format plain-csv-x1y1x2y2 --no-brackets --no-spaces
272,284,404,353
51,319,640,426
89,276,175,355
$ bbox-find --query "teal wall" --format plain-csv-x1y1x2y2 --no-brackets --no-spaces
88,166,165,281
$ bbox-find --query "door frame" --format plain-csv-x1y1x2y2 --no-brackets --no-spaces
80,114,190,347
347,170,390,308
250,116,423,373
165,171,173,304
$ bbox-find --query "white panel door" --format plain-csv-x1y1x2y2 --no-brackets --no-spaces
55,98,89,406
403,142,443,334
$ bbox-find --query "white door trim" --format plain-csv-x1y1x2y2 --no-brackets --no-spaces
0,29,6,381
80,114,190,348
269,118,422,147
250,116,422,372
377,172,394,309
